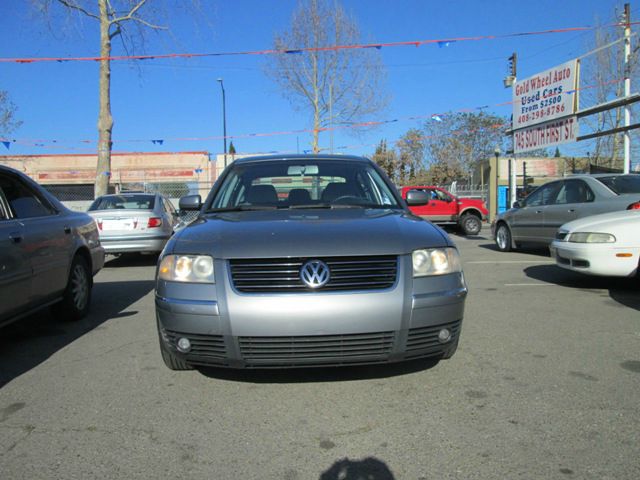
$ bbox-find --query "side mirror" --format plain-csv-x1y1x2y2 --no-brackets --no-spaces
512,201,521,209
405,190,430,206
179,194,202,211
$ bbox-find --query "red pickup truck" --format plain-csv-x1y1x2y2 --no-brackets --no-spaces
401,186,488,235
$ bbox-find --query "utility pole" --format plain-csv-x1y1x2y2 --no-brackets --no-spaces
623,3,632,174
217,78,227,169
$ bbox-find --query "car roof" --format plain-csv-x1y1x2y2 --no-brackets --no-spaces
233,154,371,165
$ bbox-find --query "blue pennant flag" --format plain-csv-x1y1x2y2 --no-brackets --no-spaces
151,139,164,145
1,141,10,150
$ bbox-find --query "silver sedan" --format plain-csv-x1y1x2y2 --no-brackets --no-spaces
88,192,180,255
0,165,104,327
492,174,640,252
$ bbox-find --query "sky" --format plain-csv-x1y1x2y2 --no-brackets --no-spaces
0,0,637,165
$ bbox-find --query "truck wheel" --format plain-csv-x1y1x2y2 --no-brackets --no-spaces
52,255,92,321
460,213,481,236
495,223,513,252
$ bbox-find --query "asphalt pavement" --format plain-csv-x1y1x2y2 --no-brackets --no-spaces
1,229,639,479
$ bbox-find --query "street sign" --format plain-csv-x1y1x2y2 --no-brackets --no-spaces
513,59,579,130
514,116,579,153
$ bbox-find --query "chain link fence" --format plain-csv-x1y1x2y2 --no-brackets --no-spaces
45,181,214,225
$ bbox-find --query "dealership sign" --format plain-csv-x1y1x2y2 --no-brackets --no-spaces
514,116,579,154
513,60,579,130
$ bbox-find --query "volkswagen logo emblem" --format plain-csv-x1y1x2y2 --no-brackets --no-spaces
300,260,330,289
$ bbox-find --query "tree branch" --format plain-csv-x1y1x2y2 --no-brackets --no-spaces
56,0,100,21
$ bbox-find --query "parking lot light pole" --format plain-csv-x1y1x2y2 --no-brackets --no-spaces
217,78,227,169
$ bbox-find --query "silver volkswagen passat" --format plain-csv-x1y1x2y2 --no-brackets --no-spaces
155,155,467,370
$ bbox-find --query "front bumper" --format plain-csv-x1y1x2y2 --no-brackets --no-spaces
155,256,467,368
550,241,639,277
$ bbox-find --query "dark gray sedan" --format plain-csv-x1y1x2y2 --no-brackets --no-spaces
492,174,640,251
155,154,467,370
0,165,104,327
88,192,180,255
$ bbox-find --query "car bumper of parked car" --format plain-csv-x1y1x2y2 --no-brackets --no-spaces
550,241,640,277
99,234,170,254
155,258,467,368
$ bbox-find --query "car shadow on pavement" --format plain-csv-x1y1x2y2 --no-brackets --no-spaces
319,456,396,479
103,253,159,268
478,243,551,257
524,264,640,311
197,357,441,383
0,279,154,389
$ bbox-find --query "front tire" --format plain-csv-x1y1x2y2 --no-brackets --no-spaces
460,213,482,236
53,255,92,321
495,223,513,252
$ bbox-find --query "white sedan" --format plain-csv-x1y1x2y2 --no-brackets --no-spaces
550,210,640,277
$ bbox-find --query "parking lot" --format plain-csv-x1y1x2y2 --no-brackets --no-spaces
1,228,638,480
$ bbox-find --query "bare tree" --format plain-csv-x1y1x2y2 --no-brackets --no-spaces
422,112,507,183
267,0,387,153
581,18,639,169
34,1,169,197
0,90,23,137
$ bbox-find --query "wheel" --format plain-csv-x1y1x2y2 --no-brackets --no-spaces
460,213,482,236
157,322,193,371
495,223,513,252
53,255,91,321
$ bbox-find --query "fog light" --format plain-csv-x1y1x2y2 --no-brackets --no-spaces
177,337,191,353
438,329,451,343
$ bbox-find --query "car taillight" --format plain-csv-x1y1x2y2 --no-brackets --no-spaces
626,201,640,210
96,220,102,230
147,217,162,228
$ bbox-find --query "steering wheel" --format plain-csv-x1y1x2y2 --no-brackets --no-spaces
331,195,365,205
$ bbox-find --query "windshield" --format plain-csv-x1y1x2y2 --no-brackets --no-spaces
206,159,401,211
596,175,640,195
88,194,155,211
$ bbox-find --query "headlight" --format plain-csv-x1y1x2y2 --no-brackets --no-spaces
412,248,462,277
567,232,616,243
158,255,215,283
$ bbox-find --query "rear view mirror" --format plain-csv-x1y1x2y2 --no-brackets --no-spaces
179,195,202,211
405,190,430,206
287,165,319,176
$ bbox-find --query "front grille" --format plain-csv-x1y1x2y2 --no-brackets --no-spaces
162,328,227,363
238,331,395,366
406,320,462,359
229,256,398,293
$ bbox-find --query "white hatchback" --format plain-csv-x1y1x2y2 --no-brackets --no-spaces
550,210,640,277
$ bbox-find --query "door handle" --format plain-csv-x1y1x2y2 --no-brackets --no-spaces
64,226,72,234
567,209,575,213
9,232,23,243
535,210,543,214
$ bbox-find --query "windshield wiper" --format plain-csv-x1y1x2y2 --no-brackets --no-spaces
206,205,277,213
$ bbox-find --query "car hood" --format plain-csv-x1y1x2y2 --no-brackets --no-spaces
169,209,451,259
559,210,640,232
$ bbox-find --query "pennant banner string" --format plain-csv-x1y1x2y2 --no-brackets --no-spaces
1,22,637,64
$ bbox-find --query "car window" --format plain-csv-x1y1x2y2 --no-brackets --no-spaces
523,182,561,207
596,175,640,194
208,159,401,210
553,180,594,204
89,194,155,210
0,173,56,219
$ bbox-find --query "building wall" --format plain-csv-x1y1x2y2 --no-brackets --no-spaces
0,151,214,186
